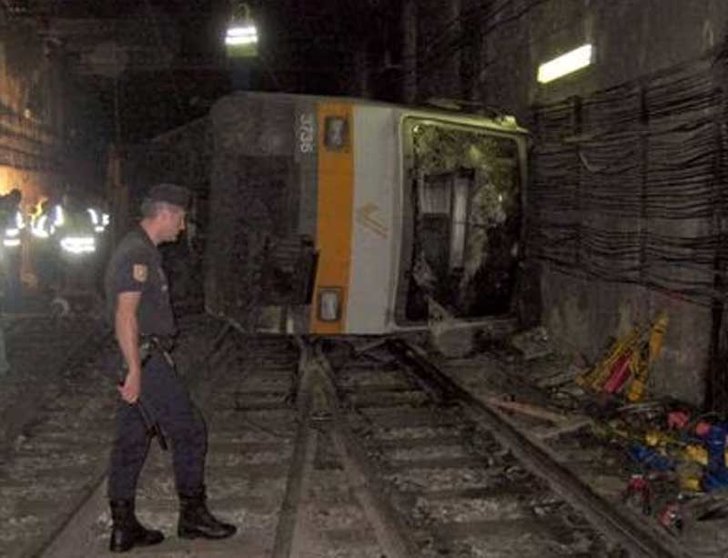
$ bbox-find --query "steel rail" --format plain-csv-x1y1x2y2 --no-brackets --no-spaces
273,337,417,558
389,338,693,558
315,343,418,558
34,316,235,558
0,321,108,453
36,474,108,558
271,337,319,558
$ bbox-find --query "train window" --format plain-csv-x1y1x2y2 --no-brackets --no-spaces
318,287,342,321
324,116,350,151
402,119,523,322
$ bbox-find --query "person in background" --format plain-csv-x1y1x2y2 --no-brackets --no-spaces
0,304,9,376
0,188,24,311
0,188,23,373
31,198,61,299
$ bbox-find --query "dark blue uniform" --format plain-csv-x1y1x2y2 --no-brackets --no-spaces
104,226,206,501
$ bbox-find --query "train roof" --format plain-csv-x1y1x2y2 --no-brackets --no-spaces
212,91,529,136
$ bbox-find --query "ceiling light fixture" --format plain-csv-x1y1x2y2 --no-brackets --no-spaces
226,3,258,58
537,44,593,84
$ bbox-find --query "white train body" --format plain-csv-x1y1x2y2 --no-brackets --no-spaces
205,92,528,335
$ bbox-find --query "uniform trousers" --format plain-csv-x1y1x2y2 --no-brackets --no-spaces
108,351,207,501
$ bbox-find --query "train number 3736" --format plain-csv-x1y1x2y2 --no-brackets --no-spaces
299,114,316,154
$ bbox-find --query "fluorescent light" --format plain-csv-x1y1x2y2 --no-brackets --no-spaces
225,35,258,46
225,12,259,57
3,238,20,247
538,44,593,84
226,24,258,46
227,25,257,38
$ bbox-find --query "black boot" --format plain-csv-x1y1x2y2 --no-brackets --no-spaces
109,499,164,553
178,487,236,540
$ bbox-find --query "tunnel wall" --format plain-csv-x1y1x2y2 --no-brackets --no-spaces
411,0,728,406
0,20,67,203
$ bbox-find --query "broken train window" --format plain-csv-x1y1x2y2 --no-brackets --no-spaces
403,119,522,321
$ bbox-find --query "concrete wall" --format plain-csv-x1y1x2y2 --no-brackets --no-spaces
411,0,728,406
477,0,728,120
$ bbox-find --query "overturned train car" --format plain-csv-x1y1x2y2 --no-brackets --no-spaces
204,92,528,335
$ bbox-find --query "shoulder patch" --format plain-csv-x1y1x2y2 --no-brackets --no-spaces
133,264,148,283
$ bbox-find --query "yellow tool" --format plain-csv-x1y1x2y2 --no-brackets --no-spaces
679,475,702,492
577,326,642,391
684,444,708,466
626,312,669,402
576,311,668,401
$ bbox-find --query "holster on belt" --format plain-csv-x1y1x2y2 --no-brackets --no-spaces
141,335,176,368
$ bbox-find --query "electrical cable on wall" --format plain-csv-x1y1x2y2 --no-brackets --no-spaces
529,53,727,309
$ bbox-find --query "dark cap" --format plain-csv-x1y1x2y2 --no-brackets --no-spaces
145,183,191,209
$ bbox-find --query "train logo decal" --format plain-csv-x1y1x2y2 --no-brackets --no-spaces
355,203,388,239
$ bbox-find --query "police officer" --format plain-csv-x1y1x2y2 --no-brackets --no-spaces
104,184,236,553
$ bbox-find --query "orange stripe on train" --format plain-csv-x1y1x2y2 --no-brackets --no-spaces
311,103,355,334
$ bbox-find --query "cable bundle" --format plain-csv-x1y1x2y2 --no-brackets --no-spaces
529,54,726,307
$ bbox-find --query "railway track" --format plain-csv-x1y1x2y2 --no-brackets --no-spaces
7,319,696,557
0,314,110,558
0,314,103,453
0,314,220,558
39,323,301,558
